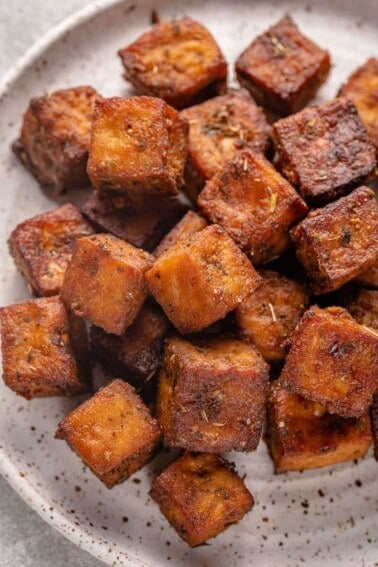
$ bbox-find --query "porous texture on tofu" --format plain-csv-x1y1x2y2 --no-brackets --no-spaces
235,270,310,362
153,210,208,259
118,16,227,109
55,379,161,488
150,452,254,546
8,203,95,297
371,393,378,461
198,150,308,264
0,296,89,399
267,382,372,473
13,86,98,194
235,15,331,116
338,288,378,331
273,98,376,204
279,305,378,418
155,336,269,452
60,234,151,335
145,224,261,334
353,260,378,289
290,186,378,294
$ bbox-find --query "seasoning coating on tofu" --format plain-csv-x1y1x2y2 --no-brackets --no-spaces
55,379,161,488
353,260,378,289
0,296,89,399
61,234,151,335
118,16,227,109
235,270,310,362
198,150,308,264
156,336,269,452
290,186,378,294
87,96,188,201
13,86,98,194
150,452,254,547
153,210,208,258
273,98,376,204
235,15,331,116
145,224,261,334
279,306,378,418
338,288,378,331
267,382,372,473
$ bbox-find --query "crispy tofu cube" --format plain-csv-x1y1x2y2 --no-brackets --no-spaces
290,187,378,294
87,96,188,202
150,452,254,546
235,15,331,116
353,260,378,289
153,210,207,258
198,150,308,264
180,89,271,202
13,86,98,194
61,234,151,334
338,288,378,331
371,393,378,461
0,296,89,399
8,203,95,297
279,305,378,418
118,16,227,109
235,270,310,362
156,336,268,452
145,225,261,333
55,379,161,487
267,382,372,473
272,98,376,204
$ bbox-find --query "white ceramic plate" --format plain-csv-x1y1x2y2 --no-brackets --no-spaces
0,0,377,565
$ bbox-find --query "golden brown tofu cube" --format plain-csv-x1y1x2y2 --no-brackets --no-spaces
13,86,98,194
235,16,331,116
353,260,378,289
371,393,378,461
290,187,378,294
145,225,261,334
198,150,308,264
118,16,227,109
87,96,188,203
55,379,161,488
61,234,151,335
180,89,271,202
150,452,254,547
267,382,372,473
8,203,95,297
338,288,378,331
272,98,376,204
235,270,310,362
0,296,89,399
153,210,207,259
279,305,378,418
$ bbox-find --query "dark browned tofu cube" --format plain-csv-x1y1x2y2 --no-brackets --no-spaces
118,16,227,109
181,89,271,202
0,296,89,399
279,305,378,418
338,288,378,331
150,452,254,546
267,382,372,473
153,210,207,258
273,98,376,204
353,260,378,289
371,393,378,461
235,16,331,116
198,150,308,264
290,187,378,294
61,234,151,335
87,96,188,203
8,203,95,297
56,379,161,488
13,86,98,194
145,225,261,334
156,336,268,452
235,270,310,362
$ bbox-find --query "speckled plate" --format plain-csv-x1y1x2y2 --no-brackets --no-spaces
0,0,377,565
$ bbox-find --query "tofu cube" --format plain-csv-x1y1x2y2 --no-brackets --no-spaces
56,379,161,487
118,16,227,109
235,15,331,116
198,150,308,264
267,382,372,473
0,296,89,399
353,260,378,289
153,210,207,258
371,393,378,461
290,186,378,294
145,225,261,333
150,452,254,546
61,234,151,334
272,98,376,204
279,305,378,418
13,86,98,194
338,288,378,331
